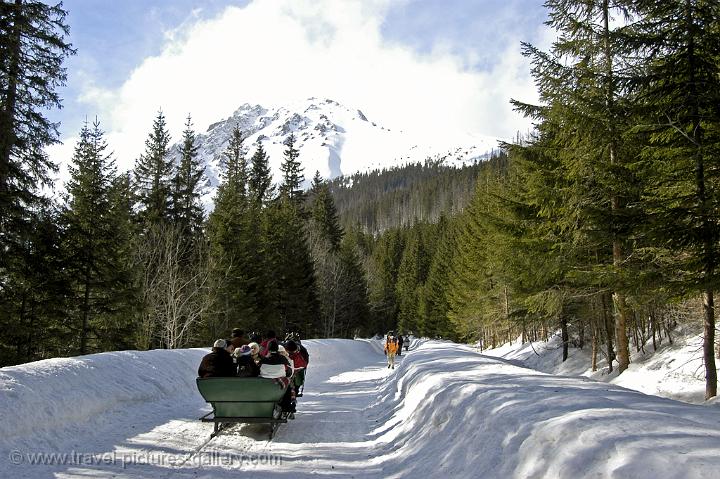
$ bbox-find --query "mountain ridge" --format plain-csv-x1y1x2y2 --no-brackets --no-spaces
167,97,499,210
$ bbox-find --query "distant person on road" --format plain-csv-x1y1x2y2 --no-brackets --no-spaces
198,339,237,378
397,334,404,356
384,334,399,369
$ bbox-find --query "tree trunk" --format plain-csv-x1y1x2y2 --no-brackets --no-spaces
80,269,91,355
684,0,716,400
0,0,22,195
603,0,631,373
560,311,569,362
591,323,598,372
602,292,615,373
702,291,717,399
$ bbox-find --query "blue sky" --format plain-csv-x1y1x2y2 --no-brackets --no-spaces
49,0,550,170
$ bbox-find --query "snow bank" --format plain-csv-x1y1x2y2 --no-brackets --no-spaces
362,340,720,478
0,348,207,447
2,338,719,478
483,325,713,404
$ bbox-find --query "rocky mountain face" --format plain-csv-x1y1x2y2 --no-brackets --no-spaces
169,97,497,209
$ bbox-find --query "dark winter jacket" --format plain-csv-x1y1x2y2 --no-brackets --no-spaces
236,354,260,377
230,335,249,348
197,348,236,378
259,353,292,378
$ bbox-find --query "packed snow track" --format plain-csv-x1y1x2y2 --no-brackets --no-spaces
2,339,720,478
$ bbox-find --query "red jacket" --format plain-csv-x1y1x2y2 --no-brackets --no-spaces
289,350,308,369
259,337,277,357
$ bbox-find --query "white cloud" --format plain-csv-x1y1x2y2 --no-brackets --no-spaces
68,0,542,172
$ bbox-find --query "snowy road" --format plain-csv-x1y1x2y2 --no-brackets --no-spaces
2,339,720,478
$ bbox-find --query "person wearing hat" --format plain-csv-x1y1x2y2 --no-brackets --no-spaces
285,340,308,396
258,340,291,379
230,328,250,348
197,339,237,378
384,334,399,369
247,342,261,363
235,344,260,377
259,340,297,417
259,330,278,357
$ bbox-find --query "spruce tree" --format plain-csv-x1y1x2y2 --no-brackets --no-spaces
631,0,720,398
279,133,305,204
511,0,640,372
419,215,456,339
263,198,320,335
0,2,74,361
310,173,343,251
134,110,173,226
206,125,257,332
396,229,422,335
63,120,136,354
172,114,205,240
0,207,70,366
248,141,274,207
368,228,405,334
0,0,74,232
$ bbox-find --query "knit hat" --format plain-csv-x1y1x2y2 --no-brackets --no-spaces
231,328,244,337
213,339,226,348
237,345,252,356
285,340,298,352
268,340,279,353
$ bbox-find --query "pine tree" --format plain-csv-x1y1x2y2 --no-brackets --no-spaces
172,114,205,240
631,0,720,398
511,0,640,372
310,173,343,251
279,133,305,204
206,125,257,333
419,215,456,339
446,190,498,342
63,120,136,355
0,207,70,366
336,236,371,337
263,198,320,335
0,0,74,235
248,141,274,207
368,228,405,334
0,2,74,361
134,110,173,226
396,230,422,335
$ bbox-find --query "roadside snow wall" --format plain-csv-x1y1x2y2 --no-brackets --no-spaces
0,348,207,447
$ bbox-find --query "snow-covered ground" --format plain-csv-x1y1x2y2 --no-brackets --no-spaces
482,323,717,406
2,338,720,478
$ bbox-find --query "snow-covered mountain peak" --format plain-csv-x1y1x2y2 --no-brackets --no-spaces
170,97,499,211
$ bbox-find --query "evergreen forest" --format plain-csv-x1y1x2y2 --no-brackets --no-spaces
1,0,720,400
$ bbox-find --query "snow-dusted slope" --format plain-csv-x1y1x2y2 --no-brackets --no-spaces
172,97,498,211
483,324,716,405
2,340,719,478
